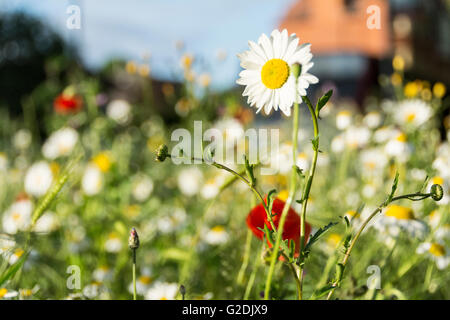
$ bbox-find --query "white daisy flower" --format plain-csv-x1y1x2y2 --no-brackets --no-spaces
42,127,78,160
336,110,352,130
359,148,388,176
12,129,32,151
344,126,371,149
0,237,16,256
416,242,450,270
132,175,154,202
156,208,187,234
0,288,19,300
394,99,432,128
177,168,203,197
33,211,59,234
203,226,229,245
331,133,346,153
2,198,33,234
24,161,53,197
373,204,428,240
201,176,225,200
81,164,104,196
374,126,400,144
237,29,318,116
106,99,132,125
363,111,382,129
104,232,122,253
93,266,113,283
384,132,411,162
145,282,178,300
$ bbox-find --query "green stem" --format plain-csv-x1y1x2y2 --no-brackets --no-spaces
237,228,253,285
132,249,137,300
326,191,433,300
297,96,320,300
264,100,300,300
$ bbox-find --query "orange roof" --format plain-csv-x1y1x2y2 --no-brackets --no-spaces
279,0,391,58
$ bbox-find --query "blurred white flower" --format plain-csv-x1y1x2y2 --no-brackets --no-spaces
203,226,229,245
373,205,427,240
344,126,371,149
42,127,78,160
128,268,152,295
177,168,203,196
394,99,432,127
156,208,186,234
384,132,411,162
93,266,113,283
104,233,122,253
13,129,32,150
2,198,33,234
331,134,346,153
359,148,387,176
33,211,59,234
82,164,104,196
416,242,450,270
0,288,19,299
106,99,132,125
132,175,154,202
363,111,382,129
373,126,399,144
0,153,8,172
336,110,352,130
24,161,53,197
145,282,178,300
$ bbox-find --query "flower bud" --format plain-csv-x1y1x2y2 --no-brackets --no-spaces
155,144,169,162
430,184,444,201
128,227,140,249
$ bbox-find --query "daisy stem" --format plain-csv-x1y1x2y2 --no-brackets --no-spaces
132,248,137,300
297,96,320,300
326,191,434,300
264,99,301,300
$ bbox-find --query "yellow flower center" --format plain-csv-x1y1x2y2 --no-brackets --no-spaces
92,152,112,172
432,176,444,185
396,133,407,142
139,275,152,284
327,233,342,247
211,226,225,233
345,210,357,217
406,113,416,122
0,288,7,298
261,59,290,89
385,205,414,220
433,82,446,98
278,190,289,202
429,243,445,257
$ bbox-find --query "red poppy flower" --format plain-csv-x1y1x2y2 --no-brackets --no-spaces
54,93,82,114
246,198,311,255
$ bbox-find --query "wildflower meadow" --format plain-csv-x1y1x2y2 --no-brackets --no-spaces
0,1,449,303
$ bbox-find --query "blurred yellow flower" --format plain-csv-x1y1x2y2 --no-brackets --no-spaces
404,82,418,98
385,205,414,220
392,55,405,71
433,82,446,98
327,233,342,247
278,190,289,202
138,64,151,77
92,152,112,173
420,88,432,101
391,73,402,86
198,73,211,88
429,243,445,257
431,176,444,186
180,54,194,69
125,61,137,74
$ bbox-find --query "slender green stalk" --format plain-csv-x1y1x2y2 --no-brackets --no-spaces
297,96,320,299
264,100,300,300
132,249,137,300
326,191,435,300
237,228,253,285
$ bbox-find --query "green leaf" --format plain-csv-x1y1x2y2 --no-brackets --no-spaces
303,221,338,257
0,252,28,287
244,155,256,187
316,90,333,115
310,284,335,300
387,171,399,204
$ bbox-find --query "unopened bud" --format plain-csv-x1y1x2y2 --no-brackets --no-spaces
155,144,169,162
431,184,444,201
128,227,140,249
180,285,186,300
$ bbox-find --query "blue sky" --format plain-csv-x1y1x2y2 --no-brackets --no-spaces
0,0,297,89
